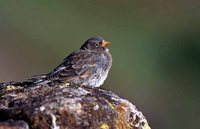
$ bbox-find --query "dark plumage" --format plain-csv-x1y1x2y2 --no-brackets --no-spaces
36,36,112,87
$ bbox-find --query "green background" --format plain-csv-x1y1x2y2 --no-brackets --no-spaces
0,1,199,128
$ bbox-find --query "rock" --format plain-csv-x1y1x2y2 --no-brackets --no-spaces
0,83,151,129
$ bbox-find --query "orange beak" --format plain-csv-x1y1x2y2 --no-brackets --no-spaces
100,40,110,47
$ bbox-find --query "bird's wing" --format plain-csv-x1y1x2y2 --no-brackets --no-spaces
47,50,98,82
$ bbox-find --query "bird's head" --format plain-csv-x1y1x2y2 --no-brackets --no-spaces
81,36,110,52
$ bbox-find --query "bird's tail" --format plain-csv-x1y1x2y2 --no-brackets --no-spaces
0,74,50,89
29,74,50,85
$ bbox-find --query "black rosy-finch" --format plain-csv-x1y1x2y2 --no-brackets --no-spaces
33,36,112,87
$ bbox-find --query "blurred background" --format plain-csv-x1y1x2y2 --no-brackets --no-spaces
0,1,199,128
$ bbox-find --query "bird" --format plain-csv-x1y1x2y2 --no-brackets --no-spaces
32,36,112,88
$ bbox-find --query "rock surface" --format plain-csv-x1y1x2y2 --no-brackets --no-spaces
0,83,151,129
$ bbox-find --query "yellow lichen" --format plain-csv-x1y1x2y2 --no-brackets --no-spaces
5,85,17,91
59,82,70,88
142,119,151,129
100,123,109,129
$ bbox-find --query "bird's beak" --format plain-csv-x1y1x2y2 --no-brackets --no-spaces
100,40,110,47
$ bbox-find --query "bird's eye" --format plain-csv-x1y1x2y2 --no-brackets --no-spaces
95,43,99,47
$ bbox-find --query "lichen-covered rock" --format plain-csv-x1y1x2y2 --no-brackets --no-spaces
0,119,29,129
0,83,151,129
